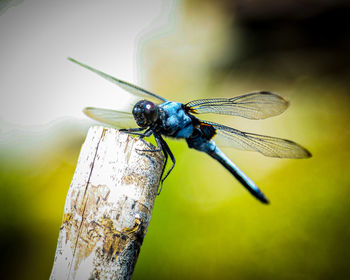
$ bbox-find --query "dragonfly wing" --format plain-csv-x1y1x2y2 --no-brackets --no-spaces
204,121,311,158
68,57,167,103
83,107,137,129
187,91,289,119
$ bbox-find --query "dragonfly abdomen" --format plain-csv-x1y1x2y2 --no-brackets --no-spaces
186,127,269,203
209,147,269,203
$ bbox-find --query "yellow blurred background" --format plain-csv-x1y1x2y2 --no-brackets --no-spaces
1,0,350,279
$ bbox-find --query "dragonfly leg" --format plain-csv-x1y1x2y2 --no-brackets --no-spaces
138,128,154,139
120,128,159,152
154,135,168,194
156,134,176,195
133,129,163,152
137,145,162,153
120,127,149,137
120,128,144,132
137,132,162,152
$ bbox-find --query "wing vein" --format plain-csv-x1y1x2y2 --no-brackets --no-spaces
204,121,311,158
187,92,289,119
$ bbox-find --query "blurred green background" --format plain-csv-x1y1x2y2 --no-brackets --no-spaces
1,0,350,279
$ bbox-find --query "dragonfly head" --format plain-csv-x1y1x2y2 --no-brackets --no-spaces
132,100,159,128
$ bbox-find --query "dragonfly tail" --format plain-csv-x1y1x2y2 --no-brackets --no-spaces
208,147,269,204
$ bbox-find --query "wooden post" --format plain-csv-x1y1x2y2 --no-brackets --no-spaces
50,126,164,280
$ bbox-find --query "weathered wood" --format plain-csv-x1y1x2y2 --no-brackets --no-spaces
50,126,164,280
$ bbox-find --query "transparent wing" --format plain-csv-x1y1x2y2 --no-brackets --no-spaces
204,121,311,158
83,107,137,129
187,91,289,120
68,57,167,103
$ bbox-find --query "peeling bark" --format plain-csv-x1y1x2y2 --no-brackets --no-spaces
50,126,164,280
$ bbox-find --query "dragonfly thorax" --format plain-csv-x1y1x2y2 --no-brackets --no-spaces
132,100,159,128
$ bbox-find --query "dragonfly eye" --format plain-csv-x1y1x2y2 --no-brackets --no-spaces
132,100,158,127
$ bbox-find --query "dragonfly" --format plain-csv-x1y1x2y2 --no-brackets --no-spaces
69,57,311,204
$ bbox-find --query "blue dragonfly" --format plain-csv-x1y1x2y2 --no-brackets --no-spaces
69,57,311,204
